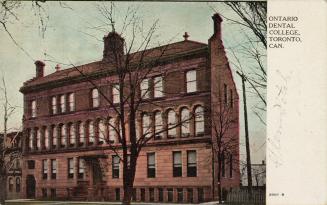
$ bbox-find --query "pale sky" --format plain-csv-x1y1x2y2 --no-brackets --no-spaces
0,2,266,165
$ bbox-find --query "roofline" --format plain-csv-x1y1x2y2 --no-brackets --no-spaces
20,46,209,94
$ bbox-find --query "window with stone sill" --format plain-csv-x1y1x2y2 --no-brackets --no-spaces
91,88,100,108
51,159,57,179
52,126,57,148
112,84,120,104
78,158,85,179
68,93,75,112
60,125,66,148
167,110,176,138
88,121,95,144
187,150,197,177
142,113,151,138
154,76,164,98
173,151,182,177
181,108,190,137
147,152,156,178
108,118,116,143
51,96,57,115
140,79,150,99
31,100,37,118
60,94,66,113
68,158,74,179
45,127,50,150
79,122,85,145
195,106,205,136
36,129,41,150
98,120,106,144
112,155,120,178
186,70,197,93
42,159,48,179
154,111,163,140
69,124,76,147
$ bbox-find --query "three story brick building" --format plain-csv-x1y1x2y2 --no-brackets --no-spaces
20,13,240,203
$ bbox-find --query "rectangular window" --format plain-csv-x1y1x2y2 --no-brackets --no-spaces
177,188,183,202
68,93,75,112
140,79,150,99
27,160,35,169
91,89,99,108
78,158,85,179
42,159,48,179
147,153,155,178
173,151,182,177
158,188,163,202
51,96,57,115
60,95,66,113
224,84,228,105
167,188,173,202
68,158,74,179
187,150,197,177
112,84,120,104
29,130,34,150
154,112,163,140
149,188,154,202
229,154,233,178
51,159,57,179
140,188,145,201
154,76,163,98
186,70,197,93
112,155,120,178
31,100,36,118
187,188,193,203
115,188,120,201
198,188,204,203
108,118,116,143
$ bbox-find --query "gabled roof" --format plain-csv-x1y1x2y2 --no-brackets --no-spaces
22,40,208,88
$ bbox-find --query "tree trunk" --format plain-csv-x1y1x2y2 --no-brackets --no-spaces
0,175,6,205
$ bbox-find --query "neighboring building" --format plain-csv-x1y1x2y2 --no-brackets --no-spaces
1,131,23,200
19,13,239,203
241,160,266,188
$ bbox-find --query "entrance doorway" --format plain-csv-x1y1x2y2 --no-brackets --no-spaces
26,175,36,198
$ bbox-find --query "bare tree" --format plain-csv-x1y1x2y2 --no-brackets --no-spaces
55,2,197,204
209,92,239,202
0,75,21,205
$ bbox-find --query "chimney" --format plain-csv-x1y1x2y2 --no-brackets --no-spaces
103,31,125,63
212,13,223,38
35,60,45,78
55,64,61,72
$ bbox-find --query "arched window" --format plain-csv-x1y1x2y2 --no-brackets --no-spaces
98,120,106,144
108,118,116,143
154,111,163,139
142,113,151,138
69,124,75,146
52,125,57,148
91,88,100,108
29,129,34,150
181,108,190,137
195,106,205,135
36,128,41,150
167,110,176,138
79,122,85,145
15,177,20,193
8,177,13,192
60,124,66,147
89,121,95,144
44,127,49,149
